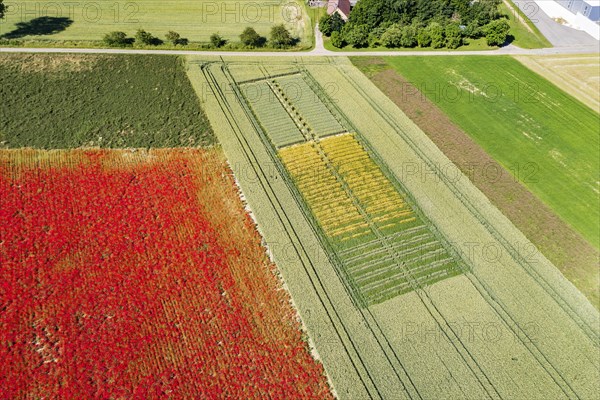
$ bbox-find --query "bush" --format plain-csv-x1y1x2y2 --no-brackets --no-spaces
463,21,482,38
417,28,431,47
103,31,132,47
270,24,295,48
368,32,381,47
135,29,162,46
366,22,393,47
240,27,265,47
428,22,445,49
330,31,344,48
484,18,510,46
164,31,188,46
400,25,417,48
380,24,403,48
165,31,180,45
209,33,226,48
445,23,462,49
344,23,370,48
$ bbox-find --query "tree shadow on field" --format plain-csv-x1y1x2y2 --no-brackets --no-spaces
1,17,73,39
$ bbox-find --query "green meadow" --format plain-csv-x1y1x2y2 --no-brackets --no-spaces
383,56,599,248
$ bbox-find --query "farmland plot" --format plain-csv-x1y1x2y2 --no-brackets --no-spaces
0,149,332,398
275,76,345,138
192,57,600,399
375,56,600,249
0,0,311,44
243,81,304,148
280,135,463,306
0,54,214,148
238,67,465,306
515,54,600,113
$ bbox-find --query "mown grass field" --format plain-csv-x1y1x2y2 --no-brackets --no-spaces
0,54,214,148
351,56,600,308
380,56,600,249
0,0,310,44
515,54,600,113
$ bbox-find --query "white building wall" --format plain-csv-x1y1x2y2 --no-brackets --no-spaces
537,0,600,39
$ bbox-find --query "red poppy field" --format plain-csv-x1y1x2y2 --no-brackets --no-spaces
0,149,331,398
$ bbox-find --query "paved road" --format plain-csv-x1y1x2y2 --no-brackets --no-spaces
2,43,598,57
513,0,598,47
1,22,598,57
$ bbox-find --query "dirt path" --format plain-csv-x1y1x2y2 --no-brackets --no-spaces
351,57,599,309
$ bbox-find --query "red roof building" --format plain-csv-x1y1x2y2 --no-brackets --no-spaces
327,0,352,21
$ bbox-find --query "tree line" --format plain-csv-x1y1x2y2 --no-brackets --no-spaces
320,0,510,49
103,25,297,49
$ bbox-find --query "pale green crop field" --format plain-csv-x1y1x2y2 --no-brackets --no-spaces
0,0,310,43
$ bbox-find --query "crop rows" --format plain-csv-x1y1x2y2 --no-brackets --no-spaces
242,73,346,149
275,76,345,138
243,82,305,148
280,133,462,306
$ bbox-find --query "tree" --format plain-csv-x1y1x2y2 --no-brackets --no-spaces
135,29,161,46
368,32,381,47
330,31,344,48
343,23,370,48
209,33,226,48
428,22,445,48
484,18,510,46
463,21,482,38
417,27,431,47
103,31,131,47
0,0,5,20
445,23,462,49
319,14,333,36
380,24,403,48
367,22,393,47
349,0,399,30
330,12,346,34
319,12,345,36
165,31,184,46
240,27,265,47
400,25,418,47
345,0,506,45
270,24,295,48
467,0,502,26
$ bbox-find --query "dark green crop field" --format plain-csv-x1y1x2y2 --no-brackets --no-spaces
0,54,214,148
